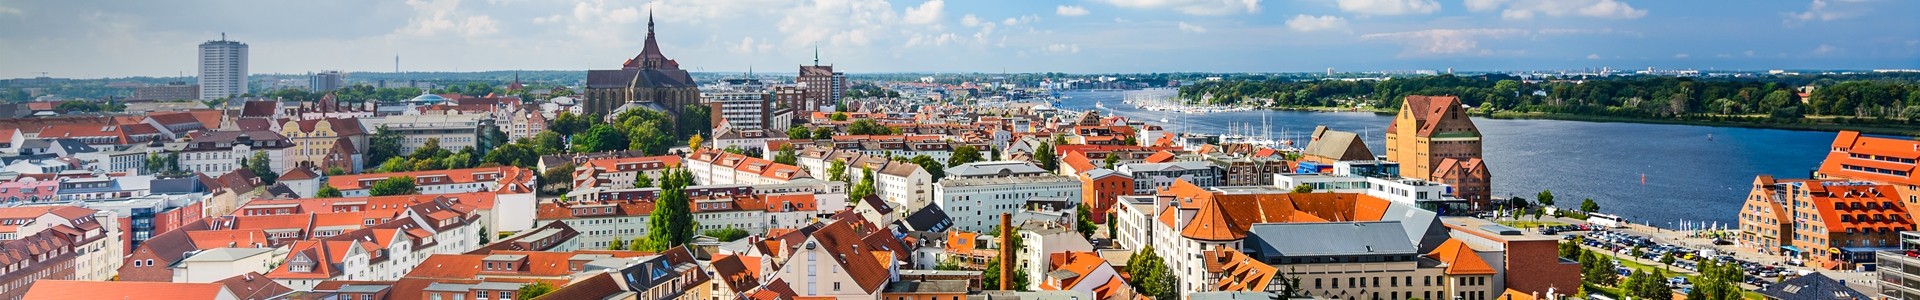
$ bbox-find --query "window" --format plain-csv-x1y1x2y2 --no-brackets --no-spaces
833,282,842,291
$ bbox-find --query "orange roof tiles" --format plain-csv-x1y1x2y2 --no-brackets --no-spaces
1427,238,1497,275
1204,247,1276,292
326,166,528,190
1144,151,1177,163
21,281,230,300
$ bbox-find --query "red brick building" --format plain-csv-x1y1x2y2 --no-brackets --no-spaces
1080,169,1134,224
1386,95,1491,208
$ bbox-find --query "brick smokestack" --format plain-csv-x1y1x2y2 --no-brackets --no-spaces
999,213,1013,291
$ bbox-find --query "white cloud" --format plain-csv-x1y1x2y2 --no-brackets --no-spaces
1586,53,1601,59
902,0,944,25
1056,5,1091,16
1813,44,1840,54
1003,15,1040,26
1785,0,1871,26
961,14,983,27
1360,29,1528,55
1673,53,1690,59
1335,0,1440,16
1095,0,1261,16
1285,15,1348,32
1177,22,1208,33
395,0,501,38
731,36,776,54
1043,43,1081,54
1465,0,1646,20
0,4,21,15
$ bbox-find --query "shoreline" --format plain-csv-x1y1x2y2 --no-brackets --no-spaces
1477,111,1920,137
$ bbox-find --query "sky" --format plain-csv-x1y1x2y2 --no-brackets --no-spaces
1,0,1917,78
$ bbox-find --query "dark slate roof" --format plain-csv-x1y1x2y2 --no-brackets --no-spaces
1243,221,1417,259
150,177,208,195
858,195,894,215
1755,272,1868,300
50,139,97,154
902,205,953,233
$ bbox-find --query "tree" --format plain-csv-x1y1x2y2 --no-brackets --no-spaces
550,112,590,136
633,173,655,188
688,134,704,151
377,157,412,173
539,164,574,196
1581,198,1601,213
366,127,405,169
316,186,343,198
704,228,751,242
245,151,278,185
830,112,849,121
849,167,876,201
411,138,448,160
1034,142,1057,171
637,168,696,251
812,127,834,140
517,282,555,300
1103,154,1118,169
572,124,629,153
1106,212,1117,239
774,145,799,165
607,236,627,250
947,146,984,167
369,176,418,196
483,143,538,168
787,127,811,140
1075,204,1096,238
1508,196,1530,210
827,160,849,182
1538,189,1557,207
1659,251,1676,271
909,155,945,181
1127,245,1179,300
984,230,1031,291
325,167,345,176
1291,184,1314,194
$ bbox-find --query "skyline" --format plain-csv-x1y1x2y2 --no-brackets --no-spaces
0,0,1916,79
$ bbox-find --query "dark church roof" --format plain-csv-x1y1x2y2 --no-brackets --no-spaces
586,69,696,89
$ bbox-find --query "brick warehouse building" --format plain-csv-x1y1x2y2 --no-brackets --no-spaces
1386,95,1492,209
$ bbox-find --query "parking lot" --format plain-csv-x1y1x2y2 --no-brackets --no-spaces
1516,215,1886,295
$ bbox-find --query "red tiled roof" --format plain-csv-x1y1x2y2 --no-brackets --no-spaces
1427,238,1497,275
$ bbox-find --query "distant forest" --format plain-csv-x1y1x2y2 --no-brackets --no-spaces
1178,73,1920,123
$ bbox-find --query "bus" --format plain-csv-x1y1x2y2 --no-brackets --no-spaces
1587,213,1628,228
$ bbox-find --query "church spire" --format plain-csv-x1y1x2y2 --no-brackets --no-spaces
813,44,820,66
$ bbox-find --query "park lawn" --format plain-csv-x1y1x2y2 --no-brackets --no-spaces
1596,254,1764,300
1497,220,1569,228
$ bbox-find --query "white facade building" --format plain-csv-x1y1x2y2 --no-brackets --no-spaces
933,161,1082,232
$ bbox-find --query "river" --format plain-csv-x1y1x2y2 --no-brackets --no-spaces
1054,90,1838,226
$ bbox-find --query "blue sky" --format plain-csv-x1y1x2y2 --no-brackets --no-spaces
1,0,1916,78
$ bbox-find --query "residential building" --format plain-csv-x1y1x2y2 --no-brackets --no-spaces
263,197,484,290
1037,251,1127,298
324,166,535,197
571,155,682,190
0,227,87,300
173,248,278,283
935,161,1083,232
199,37,248,100
1384,95,1491,207
277,118,366,173
688,149,812,185
1018,222,1096,291
307,71,344,92
1208,156,1290,187
358,113,490,154
1079,169,1133,224
707,91,782,131
799,64,844,113
1736,176,1910,269
1817,130,1920,221
171,130,292,177
537,185,771,249
1117,161,1222,195
768,220,894,300
131,82,200,101
876,159,934,210
0,206,121,281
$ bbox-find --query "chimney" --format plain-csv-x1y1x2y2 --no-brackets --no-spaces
999,213,1014,291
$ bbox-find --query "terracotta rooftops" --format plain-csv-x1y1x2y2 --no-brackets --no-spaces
1426,238,1497,275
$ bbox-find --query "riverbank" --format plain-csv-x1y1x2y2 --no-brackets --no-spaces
1479,111,1920,136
